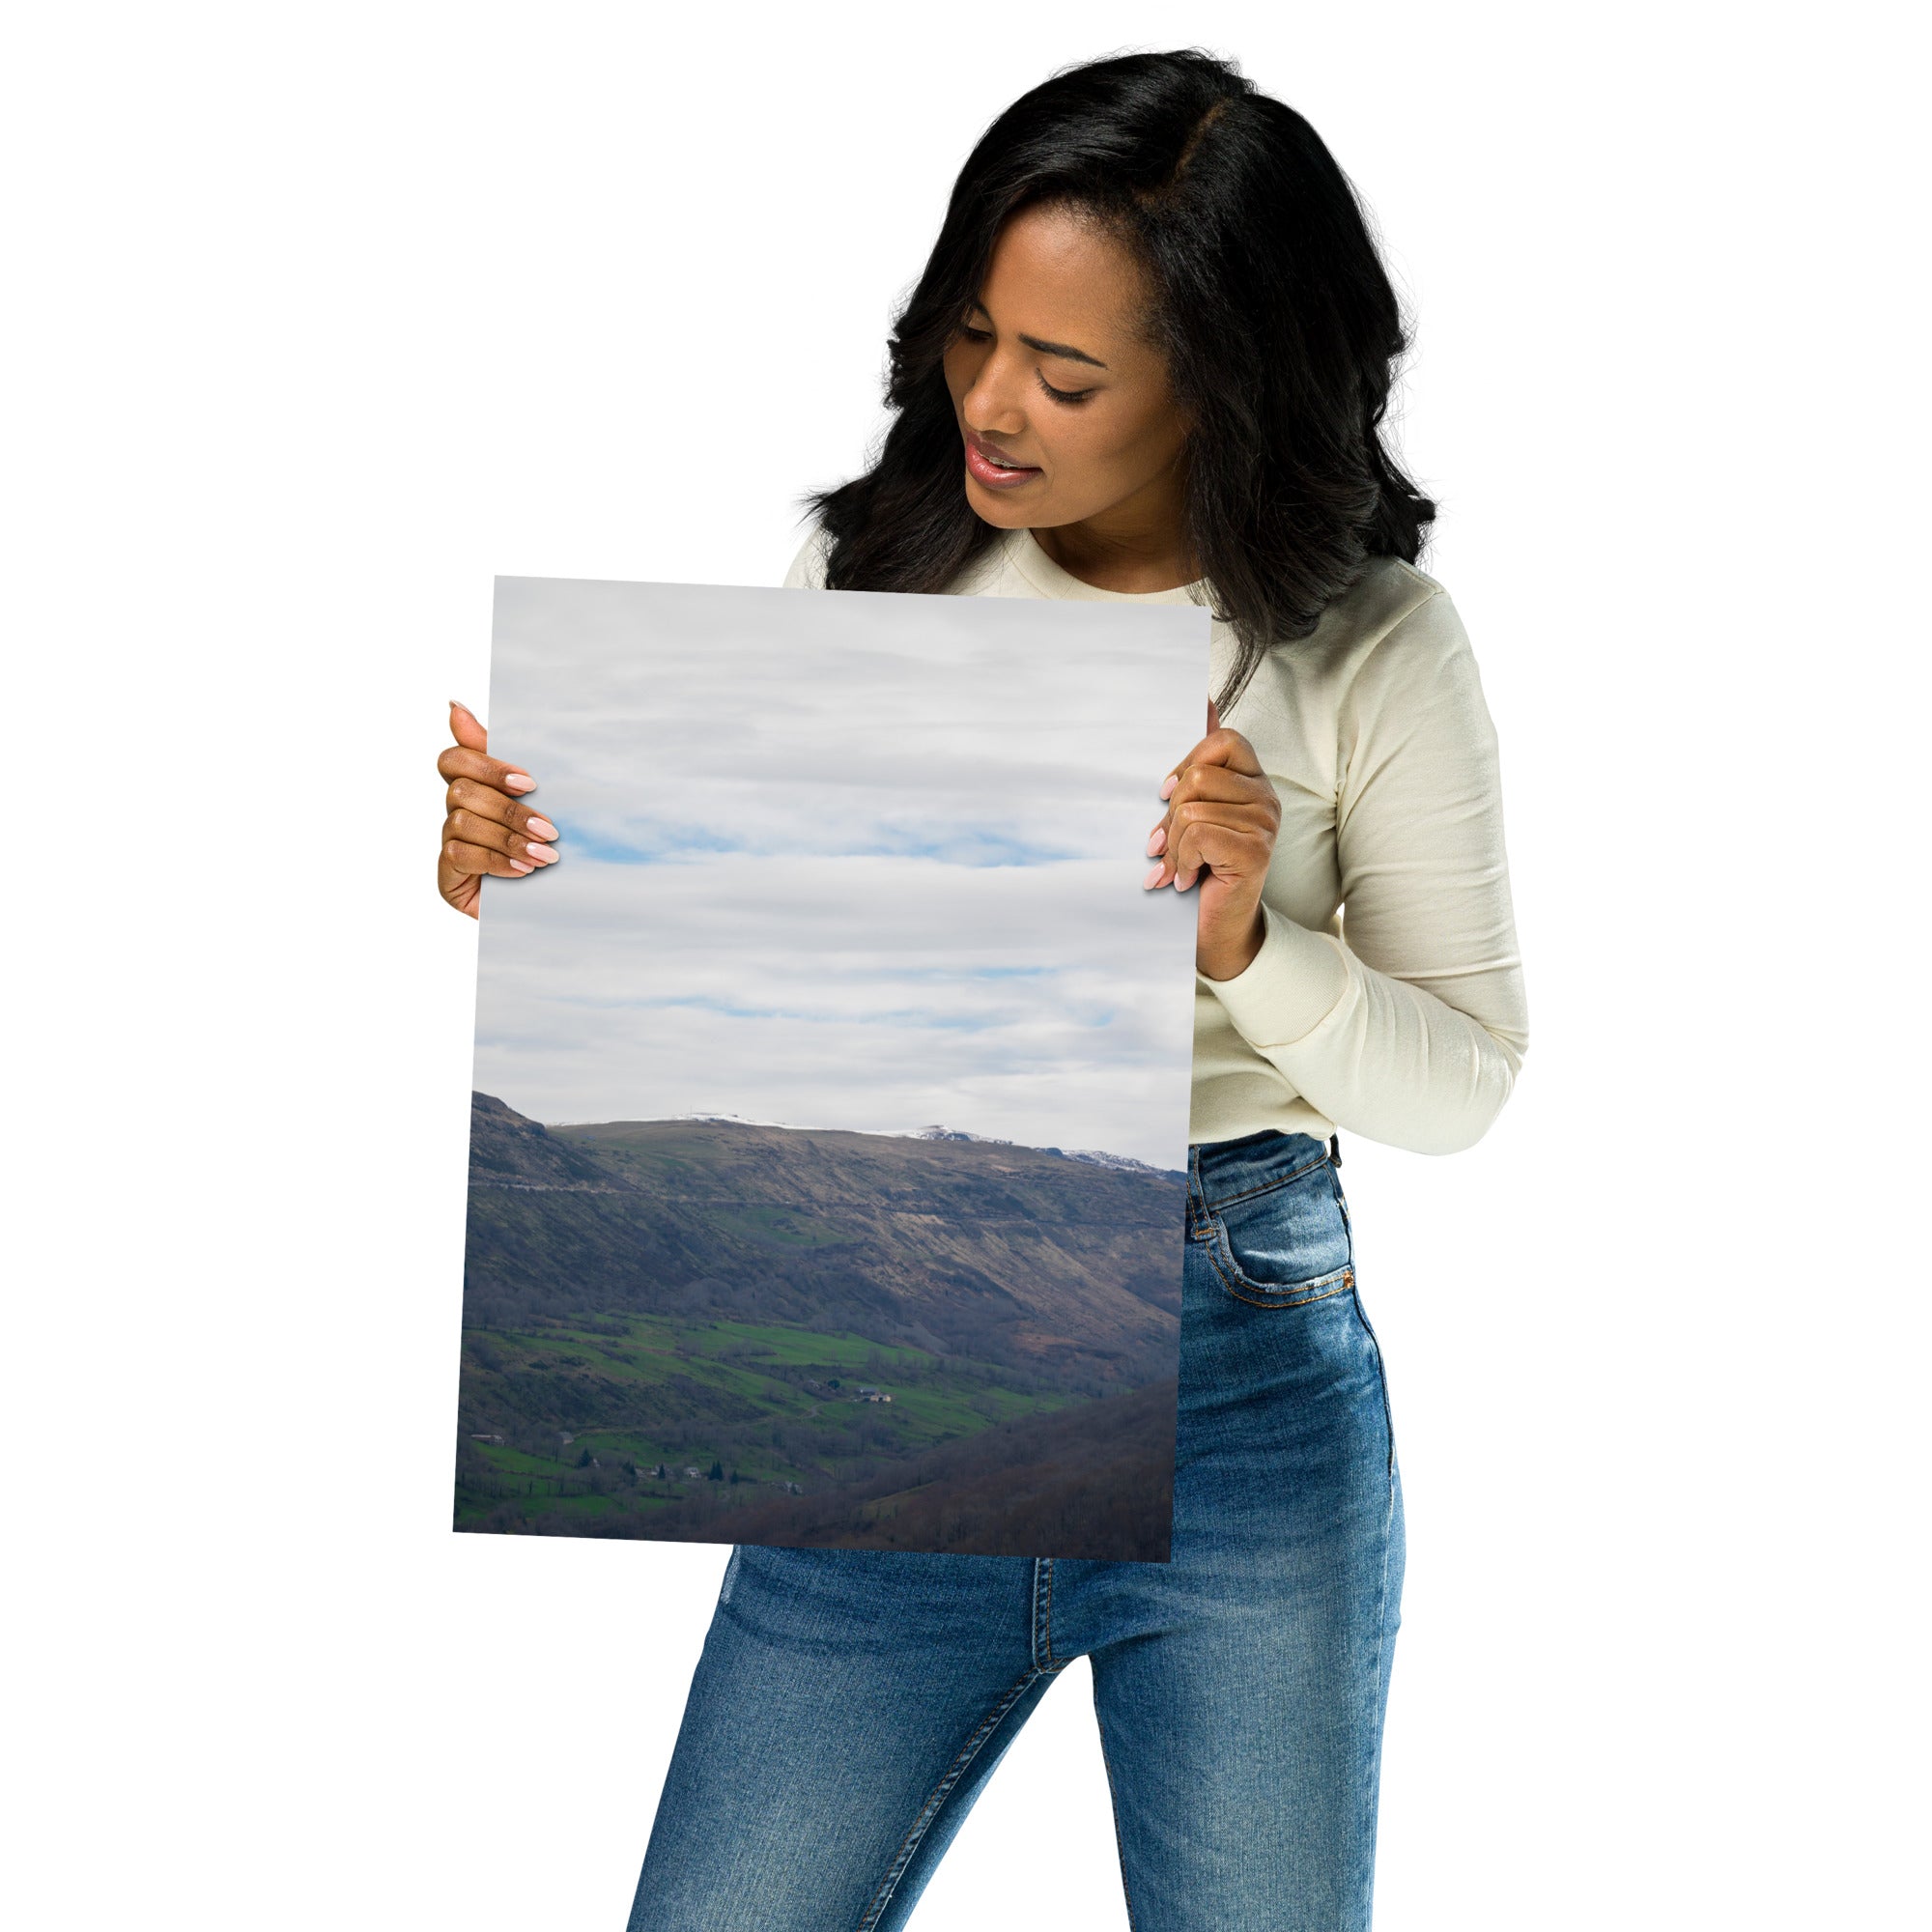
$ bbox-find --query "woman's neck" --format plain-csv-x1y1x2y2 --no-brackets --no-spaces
1028,470,1199,593
1030,520,1199,593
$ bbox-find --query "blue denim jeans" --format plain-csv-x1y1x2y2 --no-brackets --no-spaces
627,1129,1405,1931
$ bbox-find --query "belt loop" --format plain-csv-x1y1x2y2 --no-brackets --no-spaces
1328,1132,1342,1168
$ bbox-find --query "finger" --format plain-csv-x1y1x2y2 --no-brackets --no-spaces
445,807,559,867
442,837,535,879
1145,853,1199,891
444,777,559,845
1148,770,1275,863
1167,835,1260,893
437,743,538,794
1144,840,1210,891
1162,725,1263,790
1170,815,1274,891
449,699,489,754
1170,798,1276,842
1147,790,1268,861
1207,696,1222,735
1165,763,1274,809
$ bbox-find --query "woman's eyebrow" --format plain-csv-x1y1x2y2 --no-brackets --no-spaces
1017,333,1108,369
966,302,1109,370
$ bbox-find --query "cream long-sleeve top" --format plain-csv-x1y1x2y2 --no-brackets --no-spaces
783,525,1530,1156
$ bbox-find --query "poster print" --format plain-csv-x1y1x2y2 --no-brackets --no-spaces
456,576,1209,1559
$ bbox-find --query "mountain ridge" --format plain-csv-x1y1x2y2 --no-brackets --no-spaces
464,1093,1187,1385
540,1107,1187,1180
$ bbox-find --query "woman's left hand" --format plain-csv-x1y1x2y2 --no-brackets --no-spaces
1145,699,1282,981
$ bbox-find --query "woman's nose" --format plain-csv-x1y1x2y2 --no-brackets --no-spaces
961,357,1028,437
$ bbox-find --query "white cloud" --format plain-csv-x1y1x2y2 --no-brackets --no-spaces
472,579,1210,1167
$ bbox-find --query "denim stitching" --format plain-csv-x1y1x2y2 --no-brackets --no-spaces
1196,1149,1333,1212
854,1663,1050,1932
1034,1556,1063,1671
1201,1220,1355,1309
1351,1293,1398,1490
1217,1270,1356,1312
1091,1692,1142,1932
1355,1290,1400,1928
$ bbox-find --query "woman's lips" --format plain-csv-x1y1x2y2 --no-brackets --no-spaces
963,432,1042,489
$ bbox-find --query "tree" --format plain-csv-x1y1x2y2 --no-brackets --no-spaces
707,1460,724,1481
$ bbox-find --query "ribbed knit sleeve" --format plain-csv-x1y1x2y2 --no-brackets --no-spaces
1203,588,1530,1154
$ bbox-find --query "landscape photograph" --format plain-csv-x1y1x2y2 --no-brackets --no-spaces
459,577,1208,1558
457,1094,1186,1556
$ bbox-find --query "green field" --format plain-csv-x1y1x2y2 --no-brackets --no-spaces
454,1312,1080,1528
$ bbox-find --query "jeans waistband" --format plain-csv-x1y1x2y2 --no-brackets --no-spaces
1188,1128,1335,1211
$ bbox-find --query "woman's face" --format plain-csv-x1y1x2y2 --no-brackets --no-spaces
940,202,1190,540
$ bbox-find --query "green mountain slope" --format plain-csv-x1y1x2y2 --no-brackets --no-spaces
463,1093,1185,1386
456,1094,1188,1558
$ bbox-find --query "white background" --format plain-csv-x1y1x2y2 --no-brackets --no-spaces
6,4,1924,1927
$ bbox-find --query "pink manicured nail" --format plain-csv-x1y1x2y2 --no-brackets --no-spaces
1146,827,1167,857
508,860,534,874
524,842,558,864
1159,775,1178,799
1143,865,1166,889
525,815,557,840
503,771,536,792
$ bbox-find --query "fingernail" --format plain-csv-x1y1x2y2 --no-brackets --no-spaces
508,860,534,874
504,772,536,793
1146,827,1167,857
450,697,472,714
1143,865,1166,889
1159,775,1178,799
525,816,557,840
524,842,558,865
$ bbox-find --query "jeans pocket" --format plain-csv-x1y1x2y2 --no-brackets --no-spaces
1203,1155,1355,1309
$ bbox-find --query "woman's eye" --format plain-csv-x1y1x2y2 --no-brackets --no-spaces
958,325,992,343
1037,372,1094,406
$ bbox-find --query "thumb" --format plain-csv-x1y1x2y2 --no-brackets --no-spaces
1206,696,1222,735
449,698,488,753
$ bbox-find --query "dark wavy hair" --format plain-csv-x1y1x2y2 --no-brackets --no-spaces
806,48,1435,709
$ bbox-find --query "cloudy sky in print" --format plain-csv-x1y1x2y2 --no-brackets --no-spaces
471,577,1210,1169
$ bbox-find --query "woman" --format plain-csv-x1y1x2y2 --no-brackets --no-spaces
438,49,1528,1932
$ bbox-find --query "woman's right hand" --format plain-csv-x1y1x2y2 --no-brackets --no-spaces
436,699,559,919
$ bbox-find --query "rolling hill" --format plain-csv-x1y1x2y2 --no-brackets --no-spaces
456,1094,1189,1558
464,1093,1186,1386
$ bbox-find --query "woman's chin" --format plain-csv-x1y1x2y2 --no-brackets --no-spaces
963,476,1041,526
